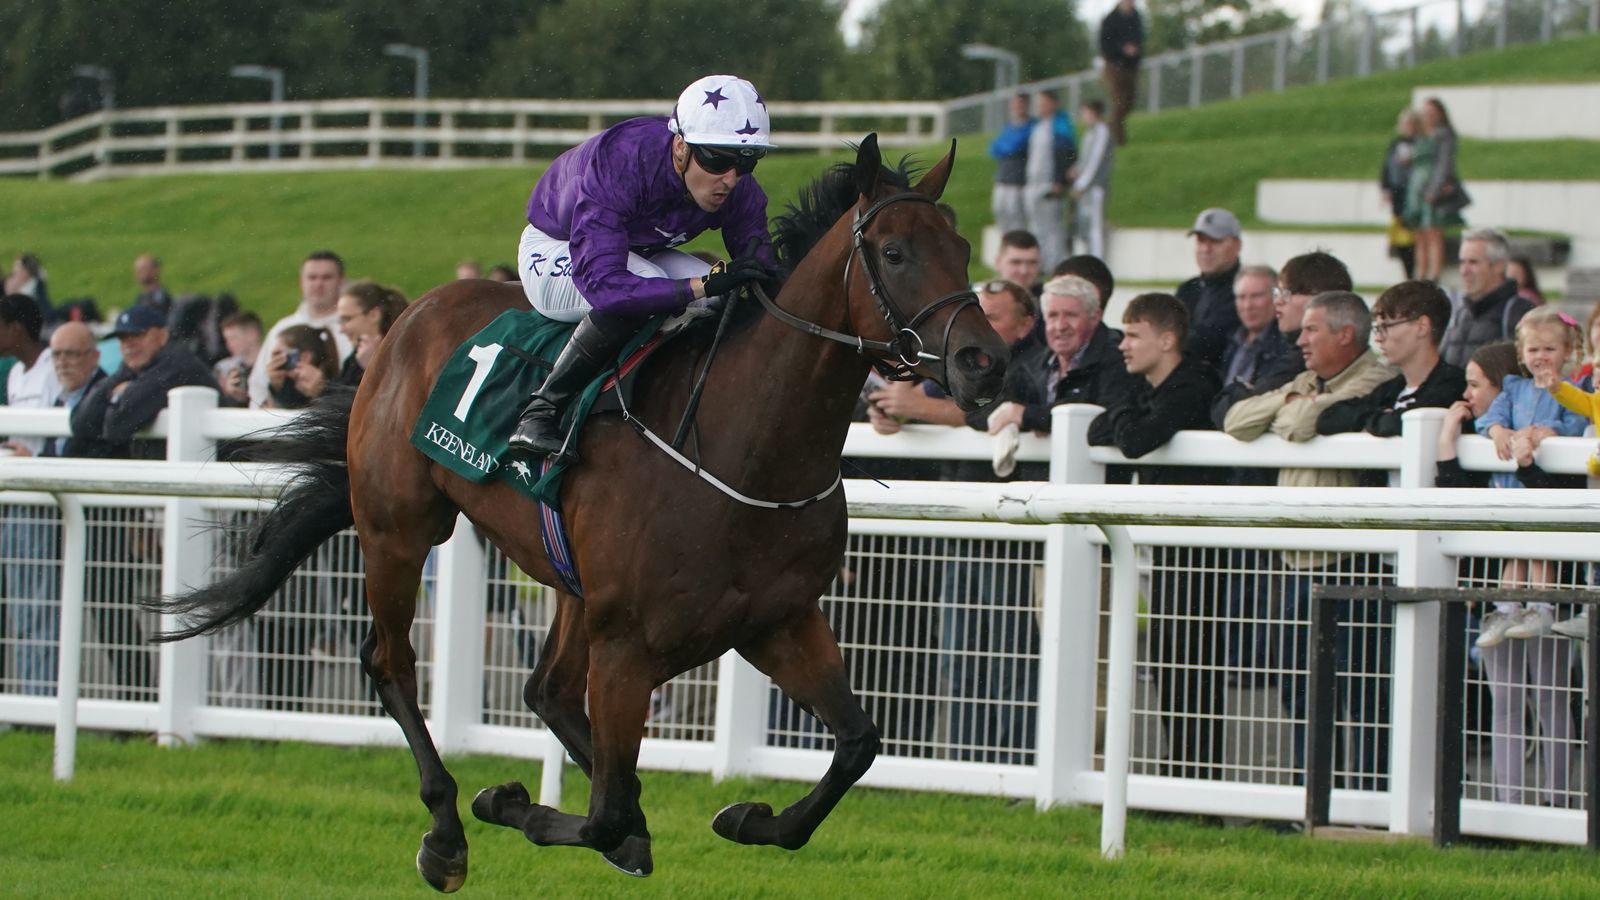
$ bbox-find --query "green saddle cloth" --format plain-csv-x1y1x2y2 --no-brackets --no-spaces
409,308,659,505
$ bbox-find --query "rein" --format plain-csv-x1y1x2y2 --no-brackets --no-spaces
755,191,980,384
625,190,976,511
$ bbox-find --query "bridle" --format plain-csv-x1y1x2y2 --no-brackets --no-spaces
751,190,980,384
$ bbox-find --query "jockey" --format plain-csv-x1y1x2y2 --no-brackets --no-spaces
507,74,779,459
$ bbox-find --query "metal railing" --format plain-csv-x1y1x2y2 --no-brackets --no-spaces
943,0,1600,134
3,391,1600,857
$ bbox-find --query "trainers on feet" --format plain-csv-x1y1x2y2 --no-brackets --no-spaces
1475,611,1518,648
1552,611,1590,640
1503,607,1555,640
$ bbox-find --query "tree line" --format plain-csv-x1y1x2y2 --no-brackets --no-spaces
0,0,1298,131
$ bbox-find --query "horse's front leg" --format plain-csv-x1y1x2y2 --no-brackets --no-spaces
713,606,879,850
473,633,656,877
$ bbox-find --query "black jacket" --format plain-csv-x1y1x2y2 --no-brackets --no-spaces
1010,322,1141,433
1438,279,1532,369
1099,7,1144,66
1088,355,1228,485
1316,360,1466,437
1175,261,1242,372
70,340,217,458
1210,322,1305,429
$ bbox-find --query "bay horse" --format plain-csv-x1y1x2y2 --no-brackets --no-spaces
152,135,1007,890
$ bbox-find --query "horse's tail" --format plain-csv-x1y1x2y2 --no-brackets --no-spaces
148,387,357,642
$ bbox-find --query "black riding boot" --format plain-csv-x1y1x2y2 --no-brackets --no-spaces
507,312,638,459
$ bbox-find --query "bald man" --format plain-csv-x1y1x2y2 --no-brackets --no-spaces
133,253,173,313
44,322,106,457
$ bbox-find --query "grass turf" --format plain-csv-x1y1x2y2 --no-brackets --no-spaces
1,730,1597,897
0,35,1596,322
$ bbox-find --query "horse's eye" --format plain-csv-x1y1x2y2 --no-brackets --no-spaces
883,247,905,265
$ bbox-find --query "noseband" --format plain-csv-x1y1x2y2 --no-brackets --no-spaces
752,191,980,384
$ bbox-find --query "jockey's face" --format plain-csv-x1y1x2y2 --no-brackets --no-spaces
674,136,740,213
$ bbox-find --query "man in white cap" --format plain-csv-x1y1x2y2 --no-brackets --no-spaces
508,74,779,458
1174,207,1243,371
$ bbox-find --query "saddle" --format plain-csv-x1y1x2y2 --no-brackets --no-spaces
409,306,715,507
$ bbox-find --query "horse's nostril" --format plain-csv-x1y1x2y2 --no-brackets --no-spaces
972,350,992,371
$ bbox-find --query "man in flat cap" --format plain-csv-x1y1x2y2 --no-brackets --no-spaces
1175,207,1244,371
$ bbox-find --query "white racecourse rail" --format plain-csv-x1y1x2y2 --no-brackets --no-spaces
2,388,1599,859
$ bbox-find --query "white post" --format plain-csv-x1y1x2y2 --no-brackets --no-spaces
157,387,217,746
711,649,768,781
430,515,486,754
1188,49,1203,108
538,728,567,809
53,495,87,782
1098,523,1138,860
1037,405,1106,809
1388,408,1450,834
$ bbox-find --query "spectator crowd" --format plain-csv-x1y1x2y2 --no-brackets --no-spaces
1,85,1591,807
0,250,523,705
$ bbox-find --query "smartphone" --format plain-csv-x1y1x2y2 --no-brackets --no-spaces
283,349,302,369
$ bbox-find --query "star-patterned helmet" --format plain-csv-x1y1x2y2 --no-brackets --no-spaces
668,74,774,151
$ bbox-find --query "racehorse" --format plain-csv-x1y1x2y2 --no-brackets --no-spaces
152,135,1007,890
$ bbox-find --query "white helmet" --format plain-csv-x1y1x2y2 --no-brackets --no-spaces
668,74,775,151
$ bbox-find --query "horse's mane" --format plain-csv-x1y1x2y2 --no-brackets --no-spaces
770,154,920,274
710,154,920,334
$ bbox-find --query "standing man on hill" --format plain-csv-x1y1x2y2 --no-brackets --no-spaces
1068,99,1114,259
1100,0,1144,145
247,250,352,408
1023,90,1076,274
132,254,173,315
989,94,1032,235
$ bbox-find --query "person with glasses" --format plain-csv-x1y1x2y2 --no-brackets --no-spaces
508,74,779,458
1315,280,1464,438
1209,251,1353,431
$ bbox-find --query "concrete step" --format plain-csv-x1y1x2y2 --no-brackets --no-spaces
1411,83,1600,141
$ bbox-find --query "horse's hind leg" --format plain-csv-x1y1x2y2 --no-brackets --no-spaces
522,592,596,774
360,530,469,893
713,606,880,850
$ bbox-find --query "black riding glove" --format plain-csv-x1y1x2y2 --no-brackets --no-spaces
700,253,772,299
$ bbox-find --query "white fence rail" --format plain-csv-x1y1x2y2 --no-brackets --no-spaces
0,98,947,182
2,388,1599,858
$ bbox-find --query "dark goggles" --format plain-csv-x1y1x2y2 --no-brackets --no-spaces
691,144,764,176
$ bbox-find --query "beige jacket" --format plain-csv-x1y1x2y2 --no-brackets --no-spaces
1223,348,1396,567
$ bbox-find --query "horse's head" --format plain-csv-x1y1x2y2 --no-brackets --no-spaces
846,134,1008,411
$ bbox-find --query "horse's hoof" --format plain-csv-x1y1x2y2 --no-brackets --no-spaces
416,831,468,893
471,782,530,826
711,801,774,845
601,834,654,878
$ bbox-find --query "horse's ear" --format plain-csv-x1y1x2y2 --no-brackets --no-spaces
854,133,882,200
913,139,957,201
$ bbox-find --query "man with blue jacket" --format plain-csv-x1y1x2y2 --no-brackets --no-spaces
1023,90,1077,273
988,93,1031,234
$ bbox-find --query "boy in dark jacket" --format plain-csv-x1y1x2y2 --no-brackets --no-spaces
1088,292,1231,779
1318,280,1464,437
